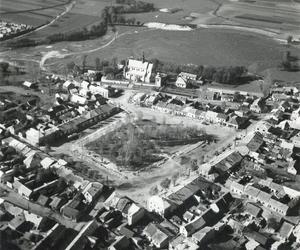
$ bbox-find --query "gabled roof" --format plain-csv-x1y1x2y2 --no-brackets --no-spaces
242,132,264,152
245,203,262,217
144,223,158,237
245,231,268,246
217,113,228,120
40,157,55,169
256,191,271,204
167,177,216,206
245,185,260,198
279,221,294,239
268,199,289,214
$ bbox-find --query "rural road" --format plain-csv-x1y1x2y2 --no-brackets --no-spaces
40,28,154,72
4,0,76,41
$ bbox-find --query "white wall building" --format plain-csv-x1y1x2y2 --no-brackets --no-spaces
124,59,153,83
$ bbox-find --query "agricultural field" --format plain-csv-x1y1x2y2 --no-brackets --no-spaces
212,0,300,38
0,0,109,39
123,0,222,24
27,0,109,39
0,0,70,27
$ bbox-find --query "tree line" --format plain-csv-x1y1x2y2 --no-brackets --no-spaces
279,51,299,72
151,58,249,84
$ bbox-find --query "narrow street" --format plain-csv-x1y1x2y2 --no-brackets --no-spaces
0,184,86,231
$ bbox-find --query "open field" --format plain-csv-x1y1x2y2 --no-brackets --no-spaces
0,0,109,39
0,0,70,27
124,0,222,24
26,0,110,39
212,0,300,38
79,28,299,72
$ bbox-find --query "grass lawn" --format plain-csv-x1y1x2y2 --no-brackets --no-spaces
85,27,300,72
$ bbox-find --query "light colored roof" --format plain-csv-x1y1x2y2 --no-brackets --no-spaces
245,185,260,198
128,59,153,70
268,199,289,213
40,157,55,169
230,181,245,192
70,94,87,105
279,221,294,239
23,81,33,87
128,203,141,216
256,191,271,204
245,203,262,217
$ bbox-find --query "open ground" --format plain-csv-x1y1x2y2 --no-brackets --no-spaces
50,90,236,205
1,0,300,83
40,27,300,81
0,0,71,27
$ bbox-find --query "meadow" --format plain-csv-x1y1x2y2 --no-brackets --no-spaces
0,0,108,39
84,28,298,70
0,0,69,26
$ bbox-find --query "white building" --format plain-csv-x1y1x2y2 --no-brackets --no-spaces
124,59,153,83
89,84,109,98
175,72,197,88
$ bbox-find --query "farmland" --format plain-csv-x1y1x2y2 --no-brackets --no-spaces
0,0,299,83
0,0,71,27
26,0,109,39
0,0,108,40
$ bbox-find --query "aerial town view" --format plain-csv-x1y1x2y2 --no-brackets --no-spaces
0,0,300,249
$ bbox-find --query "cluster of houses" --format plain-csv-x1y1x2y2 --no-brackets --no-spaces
0,136,147,250
0,79,122,146
134,84,300,249
0,20,32,40
130,91,271,129
1,54,300,249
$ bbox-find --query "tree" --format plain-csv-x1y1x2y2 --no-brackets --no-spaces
149,185,158,195
95,57,101,71
82,55,88,73
190,159,198,171
198,155,204,165
44,144,51,153
267,217,280,230
0,62,9,73
171,172,180,186
66,61,75,72
55,177,67,193
287,35,293,44
160,178,171,189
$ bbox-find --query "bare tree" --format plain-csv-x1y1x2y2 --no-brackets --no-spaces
82,55,88,73
149,185,158,195
160,178,171,189
171,172,180,186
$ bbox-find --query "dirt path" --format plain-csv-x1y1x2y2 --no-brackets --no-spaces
40,28,153,72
